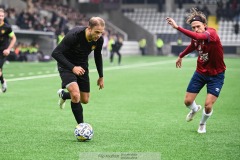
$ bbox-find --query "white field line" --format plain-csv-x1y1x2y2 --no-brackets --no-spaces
7,59,193,82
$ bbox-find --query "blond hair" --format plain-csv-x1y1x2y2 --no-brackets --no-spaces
186,8,207,25
88,17,105,28
0,8,4,13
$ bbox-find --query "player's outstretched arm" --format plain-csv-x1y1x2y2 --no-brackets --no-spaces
166,17,179,29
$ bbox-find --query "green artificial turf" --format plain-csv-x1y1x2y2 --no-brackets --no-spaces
0,55,239,160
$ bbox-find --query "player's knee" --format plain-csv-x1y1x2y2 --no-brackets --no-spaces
204,103,213,114
184,99,193,106
71,92,80,103
81,97,89,104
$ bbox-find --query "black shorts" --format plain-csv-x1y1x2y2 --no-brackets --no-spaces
0,53,6,69
58,67,90,92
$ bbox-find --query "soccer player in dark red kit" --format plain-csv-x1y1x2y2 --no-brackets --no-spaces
52,17,105,124
166,8,226,133
0,8,16,93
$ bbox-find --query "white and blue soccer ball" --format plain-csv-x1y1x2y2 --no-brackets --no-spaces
74,123,94,141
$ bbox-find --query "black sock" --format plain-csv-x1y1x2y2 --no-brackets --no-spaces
62,91,71,100
0,75,4,84
71,101,84,124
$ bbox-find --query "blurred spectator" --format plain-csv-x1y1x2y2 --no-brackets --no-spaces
201,5,210,19
18,43,28,62
156,37,164,56
157,0,164,12
177,36,182,46
110,35,123,65
57,31,65,44
234,22,239,35
108,35,115,63
5,8,16,25
27,42,39,62
37,51,51,62
177,36,183,54
139,38,147,56
176,0,183,9
102,31,109,57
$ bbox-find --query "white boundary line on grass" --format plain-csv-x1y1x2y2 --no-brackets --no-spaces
7,59,194,82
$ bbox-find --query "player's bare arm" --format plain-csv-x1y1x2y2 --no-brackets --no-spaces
166,17,179,29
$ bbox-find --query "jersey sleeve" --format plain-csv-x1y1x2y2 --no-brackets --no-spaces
51,31,76,70
177,27,208,40
94,37,104,78
179,40,195,58
204,29,217,42
8,31,15,38
6,25,14,37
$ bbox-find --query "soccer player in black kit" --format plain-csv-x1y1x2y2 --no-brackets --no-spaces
0,8,16,93
52,17,105,124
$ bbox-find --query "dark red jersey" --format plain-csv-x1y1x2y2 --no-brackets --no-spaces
178,27,226,75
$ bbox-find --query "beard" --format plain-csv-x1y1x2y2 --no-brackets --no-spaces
89,31,99,42
88,32,92,41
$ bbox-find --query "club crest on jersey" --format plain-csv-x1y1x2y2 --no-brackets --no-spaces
91,45,96,50
200,52,209,62
1,30,5,34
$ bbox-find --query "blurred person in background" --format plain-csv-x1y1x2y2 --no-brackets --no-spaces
110,35,123,65
0,8,17,93
176,36,183,55
234,21,239,35
102,31,109,57
166,8,226,134
156,37,164,55
57,31,65,44
18,43,28,62
108,34,115,63
139,38,146,56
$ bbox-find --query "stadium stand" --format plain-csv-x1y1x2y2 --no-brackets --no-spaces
1,0,240,56
123,8,184,35
218,20,240,44
121,0,240,55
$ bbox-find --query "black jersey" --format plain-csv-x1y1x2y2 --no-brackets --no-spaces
52,26,103,77
0,22,13,51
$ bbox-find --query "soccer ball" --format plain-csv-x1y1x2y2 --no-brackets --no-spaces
74,123,94,141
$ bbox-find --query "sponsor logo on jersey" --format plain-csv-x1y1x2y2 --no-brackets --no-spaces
91,45,96,50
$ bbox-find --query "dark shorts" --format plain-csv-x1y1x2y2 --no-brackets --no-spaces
58,67,90,92
187,71,225,97
0,50,7,68
0,55,6,69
